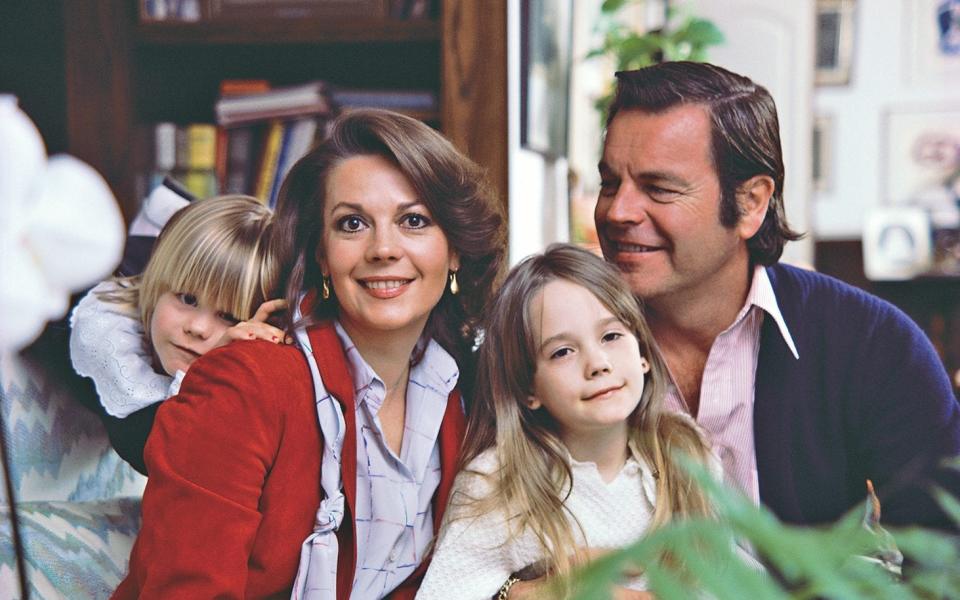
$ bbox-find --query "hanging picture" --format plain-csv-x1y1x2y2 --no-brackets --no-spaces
812,114,834,192
884,108,960,207
904,0,960,84
520,0,573,157
815,0,857,85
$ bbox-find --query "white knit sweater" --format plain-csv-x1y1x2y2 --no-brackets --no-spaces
416,446,658,600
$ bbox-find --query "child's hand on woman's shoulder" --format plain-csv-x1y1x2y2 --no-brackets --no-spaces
215,299,291,347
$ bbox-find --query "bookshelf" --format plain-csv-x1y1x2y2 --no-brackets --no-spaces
62,0,507,223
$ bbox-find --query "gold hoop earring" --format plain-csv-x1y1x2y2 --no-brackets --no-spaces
322,276,331,300
449,270,459,295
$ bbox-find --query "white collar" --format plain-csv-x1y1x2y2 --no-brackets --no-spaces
739,264,799,360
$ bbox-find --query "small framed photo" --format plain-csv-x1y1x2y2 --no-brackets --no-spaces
812,114,834,192
520,0,573,157
904,0,960,85
815,0,857,85
863,207,933,280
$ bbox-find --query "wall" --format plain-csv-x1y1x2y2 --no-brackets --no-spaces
813,0,960,240
507,0,570,266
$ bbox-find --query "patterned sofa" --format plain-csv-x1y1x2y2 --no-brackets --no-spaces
0,325,145,600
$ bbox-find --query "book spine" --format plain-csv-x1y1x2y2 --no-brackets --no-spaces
214,126,229,191
154,122,177,174
254,120,284,203
183,170,217,199
186,123,217,170
224,126,255,195
268,121,295,208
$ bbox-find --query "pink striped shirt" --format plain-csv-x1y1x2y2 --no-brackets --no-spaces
663,265,799,505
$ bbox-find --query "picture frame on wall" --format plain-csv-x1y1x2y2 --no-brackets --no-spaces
812,114,834,192
814,0,856,85
904,0,960,84
883,108,960,208
520,0,573,157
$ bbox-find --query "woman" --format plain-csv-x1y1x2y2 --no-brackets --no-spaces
112,110,506,599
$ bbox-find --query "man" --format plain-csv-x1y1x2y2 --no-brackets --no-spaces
595,61,960,529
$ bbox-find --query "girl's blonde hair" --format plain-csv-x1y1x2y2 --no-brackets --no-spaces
457,243,714,581
102,195,278,348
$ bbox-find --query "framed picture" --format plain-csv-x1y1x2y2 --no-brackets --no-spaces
520,0,573,157
863,207,933,280
812,114,834,192
904,0,960,84
883,108,960,207
815,0,857,85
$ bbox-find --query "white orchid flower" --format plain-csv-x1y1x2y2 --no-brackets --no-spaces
0,95,125,351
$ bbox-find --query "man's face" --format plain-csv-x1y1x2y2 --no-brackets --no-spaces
595,105,751,308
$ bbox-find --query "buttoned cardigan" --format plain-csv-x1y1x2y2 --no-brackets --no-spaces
755,263,960,530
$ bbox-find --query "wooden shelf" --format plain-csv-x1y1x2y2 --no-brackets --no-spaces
135,18,440,45
63,0,507,224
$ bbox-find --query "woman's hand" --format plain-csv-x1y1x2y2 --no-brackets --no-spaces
215,299,290,348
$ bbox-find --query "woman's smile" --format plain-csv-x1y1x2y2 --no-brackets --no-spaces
320,154,459,343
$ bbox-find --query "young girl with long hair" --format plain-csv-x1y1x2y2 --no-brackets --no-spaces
70,194,286,472
417,243,716,599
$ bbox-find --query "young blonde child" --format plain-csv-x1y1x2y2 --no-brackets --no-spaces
69,194,286,471
417,244,717,600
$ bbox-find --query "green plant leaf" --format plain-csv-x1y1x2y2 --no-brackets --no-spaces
679,17,726,46
600,0,631,15
933,484,960,527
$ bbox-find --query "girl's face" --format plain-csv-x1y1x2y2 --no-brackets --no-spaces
318,154,458,344
527,279,651,444
150,291,238,375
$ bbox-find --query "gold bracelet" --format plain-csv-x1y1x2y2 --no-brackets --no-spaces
497,576,521,600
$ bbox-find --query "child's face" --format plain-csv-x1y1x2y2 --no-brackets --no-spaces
150,291,238,376
527,279,651,444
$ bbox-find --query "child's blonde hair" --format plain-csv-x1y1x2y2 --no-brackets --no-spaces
102,195,277,348
457,243,714,582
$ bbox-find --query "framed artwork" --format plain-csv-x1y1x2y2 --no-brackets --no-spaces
812,114,834,192
520,0,573,157
883,108,960,206
815,0,857,85
904,0,960,84
863,207,933,280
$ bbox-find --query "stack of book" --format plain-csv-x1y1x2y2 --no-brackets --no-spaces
331,88,438,122
215,81,335,207
149,122,218,200
147,80,335,208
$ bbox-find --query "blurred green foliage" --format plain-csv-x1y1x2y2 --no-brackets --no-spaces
561,457,960,599
587,1,724,123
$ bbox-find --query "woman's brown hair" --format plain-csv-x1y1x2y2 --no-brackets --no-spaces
273,109,506,389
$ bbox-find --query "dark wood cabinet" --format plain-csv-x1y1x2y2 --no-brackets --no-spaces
61,0,508,223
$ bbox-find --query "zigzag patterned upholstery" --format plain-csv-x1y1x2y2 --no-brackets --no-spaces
0,345,145,599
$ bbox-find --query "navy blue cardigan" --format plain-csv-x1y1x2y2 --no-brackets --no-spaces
754,264,960,529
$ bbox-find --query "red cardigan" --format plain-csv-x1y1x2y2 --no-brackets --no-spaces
113,322,466,599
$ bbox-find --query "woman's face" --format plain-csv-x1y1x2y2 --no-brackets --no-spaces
318,154,458,344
